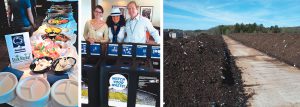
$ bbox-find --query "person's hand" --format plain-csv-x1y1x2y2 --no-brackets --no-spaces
88,38,95,44
8,20,10,27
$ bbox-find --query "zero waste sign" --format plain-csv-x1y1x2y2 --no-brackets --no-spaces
109,74,128,90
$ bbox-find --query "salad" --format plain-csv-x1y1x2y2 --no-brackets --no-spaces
32,39,62,59
47,17,69,25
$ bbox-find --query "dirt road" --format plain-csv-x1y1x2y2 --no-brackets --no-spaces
223,36,300,107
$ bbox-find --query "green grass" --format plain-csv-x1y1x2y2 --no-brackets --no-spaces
109,92,128,102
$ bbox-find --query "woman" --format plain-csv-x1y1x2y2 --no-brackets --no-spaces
106,7,126,43
84,5,109,44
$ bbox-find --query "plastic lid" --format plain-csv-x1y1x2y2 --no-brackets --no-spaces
51,79,78,106
0,72,18,96
16,76,50,101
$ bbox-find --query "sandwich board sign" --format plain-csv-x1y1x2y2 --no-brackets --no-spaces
5,32,33,69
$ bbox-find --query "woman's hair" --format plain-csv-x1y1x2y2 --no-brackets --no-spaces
94,5,104,13
106,15,126,27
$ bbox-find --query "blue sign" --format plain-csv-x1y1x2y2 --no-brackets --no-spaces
122,44,132,57
81,43,87,55
151,46,160,59
136,45,147,58
108,44,118,56
90,44,101,55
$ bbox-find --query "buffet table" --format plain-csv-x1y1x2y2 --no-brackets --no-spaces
3,4,78,107
29,3,78,80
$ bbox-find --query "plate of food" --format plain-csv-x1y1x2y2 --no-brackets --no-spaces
30,57,53,74
47,17,69,25
45,27,62,34
52,57,76,75
45,27,62,39
42,33,70,42
32,39,62,59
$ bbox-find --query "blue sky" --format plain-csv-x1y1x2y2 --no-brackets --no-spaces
164,0,300,30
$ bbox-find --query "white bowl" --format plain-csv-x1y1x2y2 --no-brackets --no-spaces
51,79,78,107
0,72,18,104
16,76,50,107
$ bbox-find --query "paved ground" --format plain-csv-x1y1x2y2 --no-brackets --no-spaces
223,36,300,107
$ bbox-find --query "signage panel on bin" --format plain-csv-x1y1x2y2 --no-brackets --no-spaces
136,45,147,58
81,42,87,55
151,46,160,59
122,44,133,57
90,44,101,55
108,44,118,56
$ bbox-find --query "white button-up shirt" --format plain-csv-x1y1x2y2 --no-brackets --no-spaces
124,14,160,44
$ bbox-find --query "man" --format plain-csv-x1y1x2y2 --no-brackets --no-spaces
7,0,36,33
125,1,160,44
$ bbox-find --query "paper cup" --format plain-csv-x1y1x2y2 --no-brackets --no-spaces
51,79,78,107
16,76,50,107
0,72,18,104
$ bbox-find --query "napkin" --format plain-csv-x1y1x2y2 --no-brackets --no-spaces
47,74,69,86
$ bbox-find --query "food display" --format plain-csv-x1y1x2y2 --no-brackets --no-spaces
32,39,62,59
54,34,70,42
45,27,62,34
34,59,52,71
50,5,72,11
53,57,76,74
47,17,69,25
42,33,70,42
55,57,76,71
5,4,78,107
30,57,53,73
43,26,71,42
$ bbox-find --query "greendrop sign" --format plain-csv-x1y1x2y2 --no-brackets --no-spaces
5,32,33,69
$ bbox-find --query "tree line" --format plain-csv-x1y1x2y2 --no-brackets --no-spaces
207,23,282,35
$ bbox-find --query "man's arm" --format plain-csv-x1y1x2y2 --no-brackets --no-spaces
27,8,36,28
7,5,12,27
25,0,35,28
145,18,160,44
